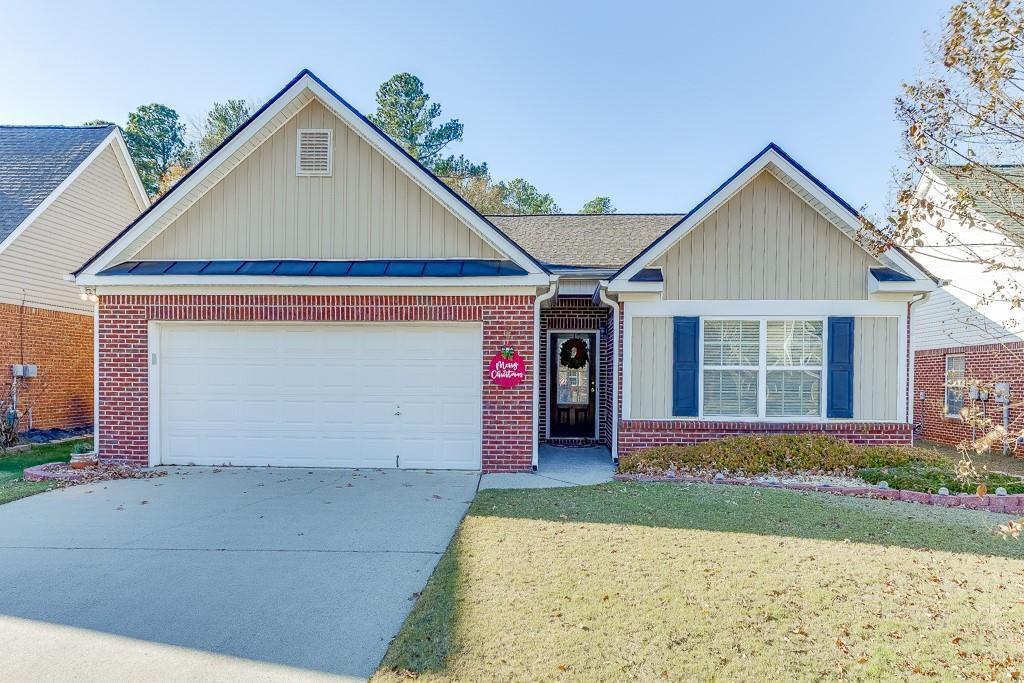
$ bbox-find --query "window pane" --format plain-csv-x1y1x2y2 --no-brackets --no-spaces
703,320,760,366
767,320,823,367
945,354,965,417
556,335,590,405
766,370,821,416
703,369,758,416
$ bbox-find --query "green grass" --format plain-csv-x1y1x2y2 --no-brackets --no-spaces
922,439,1024,478
374,483,1024,681
0,438,87,505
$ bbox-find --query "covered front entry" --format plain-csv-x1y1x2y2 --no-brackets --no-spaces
151,322,482,469
540,297,613,447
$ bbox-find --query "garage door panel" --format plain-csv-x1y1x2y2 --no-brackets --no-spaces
157,324,482,469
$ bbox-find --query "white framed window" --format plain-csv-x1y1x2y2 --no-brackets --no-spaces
701,318,824,419
296,129,333,176
944,354,965,419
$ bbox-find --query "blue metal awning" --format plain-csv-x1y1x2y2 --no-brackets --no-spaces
98,259,530,278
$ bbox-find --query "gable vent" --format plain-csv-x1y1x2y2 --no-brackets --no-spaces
296,129,332,176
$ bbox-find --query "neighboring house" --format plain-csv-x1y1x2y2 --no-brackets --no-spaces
910,165,1024,453
0,125,147,432
75,70,935,472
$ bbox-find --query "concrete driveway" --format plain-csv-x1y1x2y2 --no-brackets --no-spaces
0,466,480,681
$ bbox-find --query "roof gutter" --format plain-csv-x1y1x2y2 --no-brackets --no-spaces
597,282,619,463
533,278,559,469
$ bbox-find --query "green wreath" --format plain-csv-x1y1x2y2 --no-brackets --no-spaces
559,338,589,370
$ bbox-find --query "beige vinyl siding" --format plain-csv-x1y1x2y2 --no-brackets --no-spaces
134,100,501,261
654,171,879,300
853,316,900,421
629,317,673,419
0,145,142,314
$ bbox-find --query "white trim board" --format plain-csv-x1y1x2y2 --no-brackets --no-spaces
79,72,544,280
82,274,550,288
611,146,934,290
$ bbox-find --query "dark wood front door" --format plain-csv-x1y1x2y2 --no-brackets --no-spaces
549,333,597,438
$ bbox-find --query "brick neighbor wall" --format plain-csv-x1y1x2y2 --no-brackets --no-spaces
0,302,93,431
538,298,612,447
914,341,1024,455
98,294,535,472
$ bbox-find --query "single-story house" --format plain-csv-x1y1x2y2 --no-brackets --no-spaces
75,70,936,472
910,165,1024,454
0,125,147,432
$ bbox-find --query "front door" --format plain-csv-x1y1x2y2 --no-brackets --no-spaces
549,332,597,438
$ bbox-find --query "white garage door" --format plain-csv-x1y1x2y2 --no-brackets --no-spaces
153,323,482,469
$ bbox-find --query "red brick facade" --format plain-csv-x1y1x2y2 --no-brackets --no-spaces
97,294,535,472
914,342,1024,455
538,298,613,447
618,420,912,454
0,302,93,431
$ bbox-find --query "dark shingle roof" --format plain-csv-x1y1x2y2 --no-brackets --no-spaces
486,213,684,268
930,165,1024,248
0,125,114,244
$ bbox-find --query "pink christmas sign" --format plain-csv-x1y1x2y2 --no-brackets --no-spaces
489,346,526,388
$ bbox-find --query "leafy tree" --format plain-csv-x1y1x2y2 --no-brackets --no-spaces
502,178,560,214
123,104,189,195
580,196,616,214
198,99,252,157
433,154,489,181
82,119,115,127
866,0,1024,515
369,73,463,166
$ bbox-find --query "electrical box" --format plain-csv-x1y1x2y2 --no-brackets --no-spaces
11,364,37,378
994,383,1011,404
969,386,980,400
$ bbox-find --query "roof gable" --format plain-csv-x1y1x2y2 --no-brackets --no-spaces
0,125,115,244
610,143,935,288
78,70,545,279
132,100,502,261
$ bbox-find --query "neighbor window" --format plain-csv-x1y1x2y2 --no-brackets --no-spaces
701,318,824,419
944,354,965,419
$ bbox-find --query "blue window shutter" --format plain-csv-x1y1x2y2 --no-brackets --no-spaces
827,317,855,418
672,317,699,417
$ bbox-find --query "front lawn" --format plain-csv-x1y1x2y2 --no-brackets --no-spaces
374,483,1024,681
0,438,85,505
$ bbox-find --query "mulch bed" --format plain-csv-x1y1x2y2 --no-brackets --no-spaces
23,462,167,486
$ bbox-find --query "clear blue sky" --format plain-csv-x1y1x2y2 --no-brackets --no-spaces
0,0,946,216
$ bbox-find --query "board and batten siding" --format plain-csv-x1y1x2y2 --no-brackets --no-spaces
629,317,674,419
0,145,143,314
134,100,501,261
653,171,879,300
627,315,901,421
853,316,900,421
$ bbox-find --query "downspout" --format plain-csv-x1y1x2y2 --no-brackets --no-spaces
907,291,931,445
532,278,558,470
598,283,619,462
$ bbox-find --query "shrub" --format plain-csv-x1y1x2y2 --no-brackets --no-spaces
70,441,94,455
618,435,943,476
857,465,1024,494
